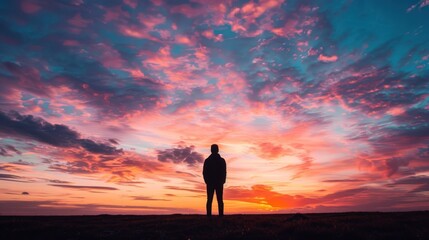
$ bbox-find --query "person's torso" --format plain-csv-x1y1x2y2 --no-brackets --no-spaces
205,154,225,180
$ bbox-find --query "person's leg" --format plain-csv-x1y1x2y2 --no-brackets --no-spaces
206,184,215,216
215,184,224,216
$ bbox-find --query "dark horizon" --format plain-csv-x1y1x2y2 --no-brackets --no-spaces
2,212,429,240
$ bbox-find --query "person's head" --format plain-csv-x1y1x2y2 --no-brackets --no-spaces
211,144,219,154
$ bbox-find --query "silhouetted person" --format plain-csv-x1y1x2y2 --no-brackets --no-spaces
203,144,227,216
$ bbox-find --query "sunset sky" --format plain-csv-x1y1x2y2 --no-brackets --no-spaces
1,0,429,215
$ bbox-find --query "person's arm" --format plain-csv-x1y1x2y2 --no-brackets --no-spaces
222,159,227,184
203,160,208,184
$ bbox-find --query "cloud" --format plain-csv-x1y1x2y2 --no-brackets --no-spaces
157,144,204,166
0,61,51,109
393,108,429,126
392,175,429,185
318,54,338,62
78,139,122,155
325,67,428,115
226,184,308,208
108,138,119,145
1,47,165,118
124,0,138,9
388,175,429,193
20,0,41,14
0,144,21,156
0,163,27,172
0,173,31,183
10,159,34,166
322,179,363,183
165,186,205,194
48,179,71,184
226,185,381,210
411,184,429,193
170,3,206,18
46,149,163,182
132,196,169,201
407,0,429,12
49,184,118,191
253,142,293,160
68,13,92,28
57,76,165,118
352,108,429,177
201,29,223,42
319,188,366,202
0,200,194,215
0,110,123,155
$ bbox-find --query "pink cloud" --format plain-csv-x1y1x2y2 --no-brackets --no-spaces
308,48,319,56
138,13,165,29
0,162,30,172
119,25,146,38
387,107,406,116
407,0,429,12
157,29,171,39
272,19,303,38
318,54,338,62
241,2,255,15
103,6,130,23
117,13,168,42
118,24,157,41
126,68,145,78
241,0,284,23
171,4,204,18
63,40,80,47
297,41,308,47
228,7,240,18
143,46,173,69
230,21,247,32
212,68,248,95
252,142,293,159
151,0,163,6
226,1,285,37
123,0,138,8
68,14,92,28
297,41,309,52
175,35,193,45
194,46,209,62
201,30,224,42
140,45,210,88
1,62,51,98
162,1,229,28
46,149,164,182
20,0,41,14
270,10,318,39
93,43,124,69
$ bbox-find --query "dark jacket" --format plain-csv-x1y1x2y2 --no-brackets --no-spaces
203,153,226,185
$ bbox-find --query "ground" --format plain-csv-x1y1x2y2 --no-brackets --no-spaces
1,212,428,239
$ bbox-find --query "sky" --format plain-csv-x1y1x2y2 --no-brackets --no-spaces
0,0,429,215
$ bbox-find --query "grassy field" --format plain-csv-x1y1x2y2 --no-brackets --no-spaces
1,212,428,239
